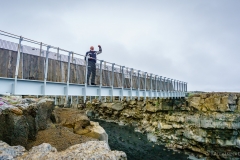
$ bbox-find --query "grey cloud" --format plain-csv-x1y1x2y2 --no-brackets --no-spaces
0,0,240,91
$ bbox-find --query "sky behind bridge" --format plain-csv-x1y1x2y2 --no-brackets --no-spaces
1,0,240,92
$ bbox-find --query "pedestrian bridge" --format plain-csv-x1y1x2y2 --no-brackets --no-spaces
0,30,187,102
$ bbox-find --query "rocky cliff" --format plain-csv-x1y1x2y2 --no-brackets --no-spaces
0,96,127,159
85,93,240,159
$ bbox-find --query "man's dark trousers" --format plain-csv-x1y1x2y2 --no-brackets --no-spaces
87,61,96,84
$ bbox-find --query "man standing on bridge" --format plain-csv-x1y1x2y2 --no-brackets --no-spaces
85,45,102,85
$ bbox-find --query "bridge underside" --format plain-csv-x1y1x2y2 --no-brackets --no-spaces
0,77,185,98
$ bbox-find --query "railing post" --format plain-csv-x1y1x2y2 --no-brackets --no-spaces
185,82,188,92
137,70,140,100
174,80,176,98
150,74,152,99
170,79,173,98
84,54,89,103
111,63,115,102
144,72,147,101
13,36,23,94
121,66,125,101
21,42,24,79
43,45,51,95
179,81,182,97
166,78,169,98
99,60,103,102
155,75,158,99
73,58,77,83
159,76,162,98
39,42,42,56
181,81,183,97
163,77,166,98
130,68,133,100
66,52,72,103
178,80,181,97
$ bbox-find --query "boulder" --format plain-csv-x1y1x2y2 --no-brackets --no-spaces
100,102,124,111
0,97,55,147
37,99,55,130
52,108,90,134
0,141,26,159
189,97,201,110
0,112,29,147
84,121,108,143
19,141,127,160
145,103,162,112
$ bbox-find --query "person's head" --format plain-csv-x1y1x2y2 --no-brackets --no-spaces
90,46,94,51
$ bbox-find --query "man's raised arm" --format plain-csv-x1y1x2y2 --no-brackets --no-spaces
97,45,102,54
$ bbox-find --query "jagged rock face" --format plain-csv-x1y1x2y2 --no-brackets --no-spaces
85,93,240,159
0,141,127,160
0,96,54,147
52,108,108,142
52,108,90,133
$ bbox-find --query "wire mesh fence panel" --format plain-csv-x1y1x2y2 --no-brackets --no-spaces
95,63,100,85
132,71,137,89
152,77,156,90
101,64,112,87
114,65,121,87
0,49,15,78
170,81,174,91
69,63,76,83
146,75,150,90
123,68,130,88
140,74,145,90
158,79,161,91
78,65,85,84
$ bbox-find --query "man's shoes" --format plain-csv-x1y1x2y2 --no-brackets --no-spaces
91,83,96,85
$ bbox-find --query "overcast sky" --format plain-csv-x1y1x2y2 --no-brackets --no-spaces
1,0,240,91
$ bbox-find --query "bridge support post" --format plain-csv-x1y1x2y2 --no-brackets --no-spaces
43,45,51,96
98,60,103,102
121,66,125,101
13,36,23,95
111,63,115,102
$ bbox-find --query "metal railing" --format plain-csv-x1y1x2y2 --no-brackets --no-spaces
0,30,187,102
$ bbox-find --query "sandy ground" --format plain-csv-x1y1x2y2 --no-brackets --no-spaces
94,119,188,160
27,124,98,151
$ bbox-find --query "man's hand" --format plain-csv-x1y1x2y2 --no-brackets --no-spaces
98,45,101,47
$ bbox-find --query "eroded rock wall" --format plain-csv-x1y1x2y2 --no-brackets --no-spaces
0,96,54,147
85,93,240,159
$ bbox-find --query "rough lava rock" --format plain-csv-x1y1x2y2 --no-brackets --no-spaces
0,140,127,160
